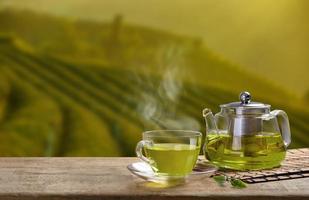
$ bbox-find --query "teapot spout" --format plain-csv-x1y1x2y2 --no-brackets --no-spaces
203,108,218,134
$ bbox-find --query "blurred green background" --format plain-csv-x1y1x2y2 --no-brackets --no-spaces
0,0,308,156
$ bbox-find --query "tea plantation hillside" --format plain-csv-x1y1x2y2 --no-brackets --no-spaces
0,9,298,106
0,9,308,156
0,37,308,156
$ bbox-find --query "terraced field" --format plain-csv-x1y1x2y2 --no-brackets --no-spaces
0,37,308,156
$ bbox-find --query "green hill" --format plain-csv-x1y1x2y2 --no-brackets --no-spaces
0,9,308,156
0,9,299,105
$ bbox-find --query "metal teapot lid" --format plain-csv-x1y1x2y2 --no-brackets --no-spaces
220,91,270,114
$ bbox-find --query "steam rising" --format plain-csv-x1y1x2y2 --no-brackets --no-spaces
137,45,200,131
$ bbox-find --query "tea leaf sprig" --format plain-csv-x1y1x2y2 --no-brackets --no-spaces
213,175,247,189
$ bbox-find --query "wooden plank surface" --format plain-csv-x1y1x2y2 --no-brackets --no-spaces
0,157,308,200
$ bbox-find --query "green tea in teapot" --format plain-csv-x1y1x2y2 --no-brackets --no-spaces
203,91,291,170
205,132,286,170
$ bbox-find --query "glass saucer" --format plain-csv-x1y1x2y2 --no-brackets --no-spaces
127,159,217,184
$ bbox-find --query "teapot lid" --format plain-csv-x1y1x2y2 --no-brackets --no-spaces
220,91,270,114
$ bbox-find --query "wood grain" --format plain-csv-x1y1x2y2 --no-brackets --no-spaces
0,157,308,200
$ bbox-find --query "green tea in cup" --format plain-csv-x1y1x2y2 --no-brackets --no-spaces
145,143,200,176
136,130,202,180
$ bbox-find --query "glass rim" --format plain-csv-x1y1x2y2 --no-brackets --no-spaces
143,130,202,137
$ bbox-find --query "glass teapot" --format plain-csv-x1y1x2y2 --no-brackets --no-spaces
203,91,291,170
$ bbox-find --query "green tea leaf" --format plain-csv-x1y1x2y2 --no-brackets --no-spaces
213,175,226,186
230,178,247,189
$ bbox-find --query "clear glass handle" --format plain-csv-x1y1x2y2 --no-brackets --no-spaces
271,110,291,148
135,140,151,164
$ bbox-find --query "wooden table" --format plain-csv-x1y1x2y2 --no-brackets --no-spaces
0,157,308,200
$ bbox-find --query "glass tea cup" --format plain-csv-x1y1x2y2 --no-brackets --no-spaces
136,130,202,182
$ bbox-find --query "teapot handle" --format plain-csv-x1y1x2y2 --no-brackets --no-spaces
270,110,291,148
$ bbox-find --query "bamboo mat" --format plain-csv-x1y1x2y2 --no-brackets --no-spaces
195,148,309,184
